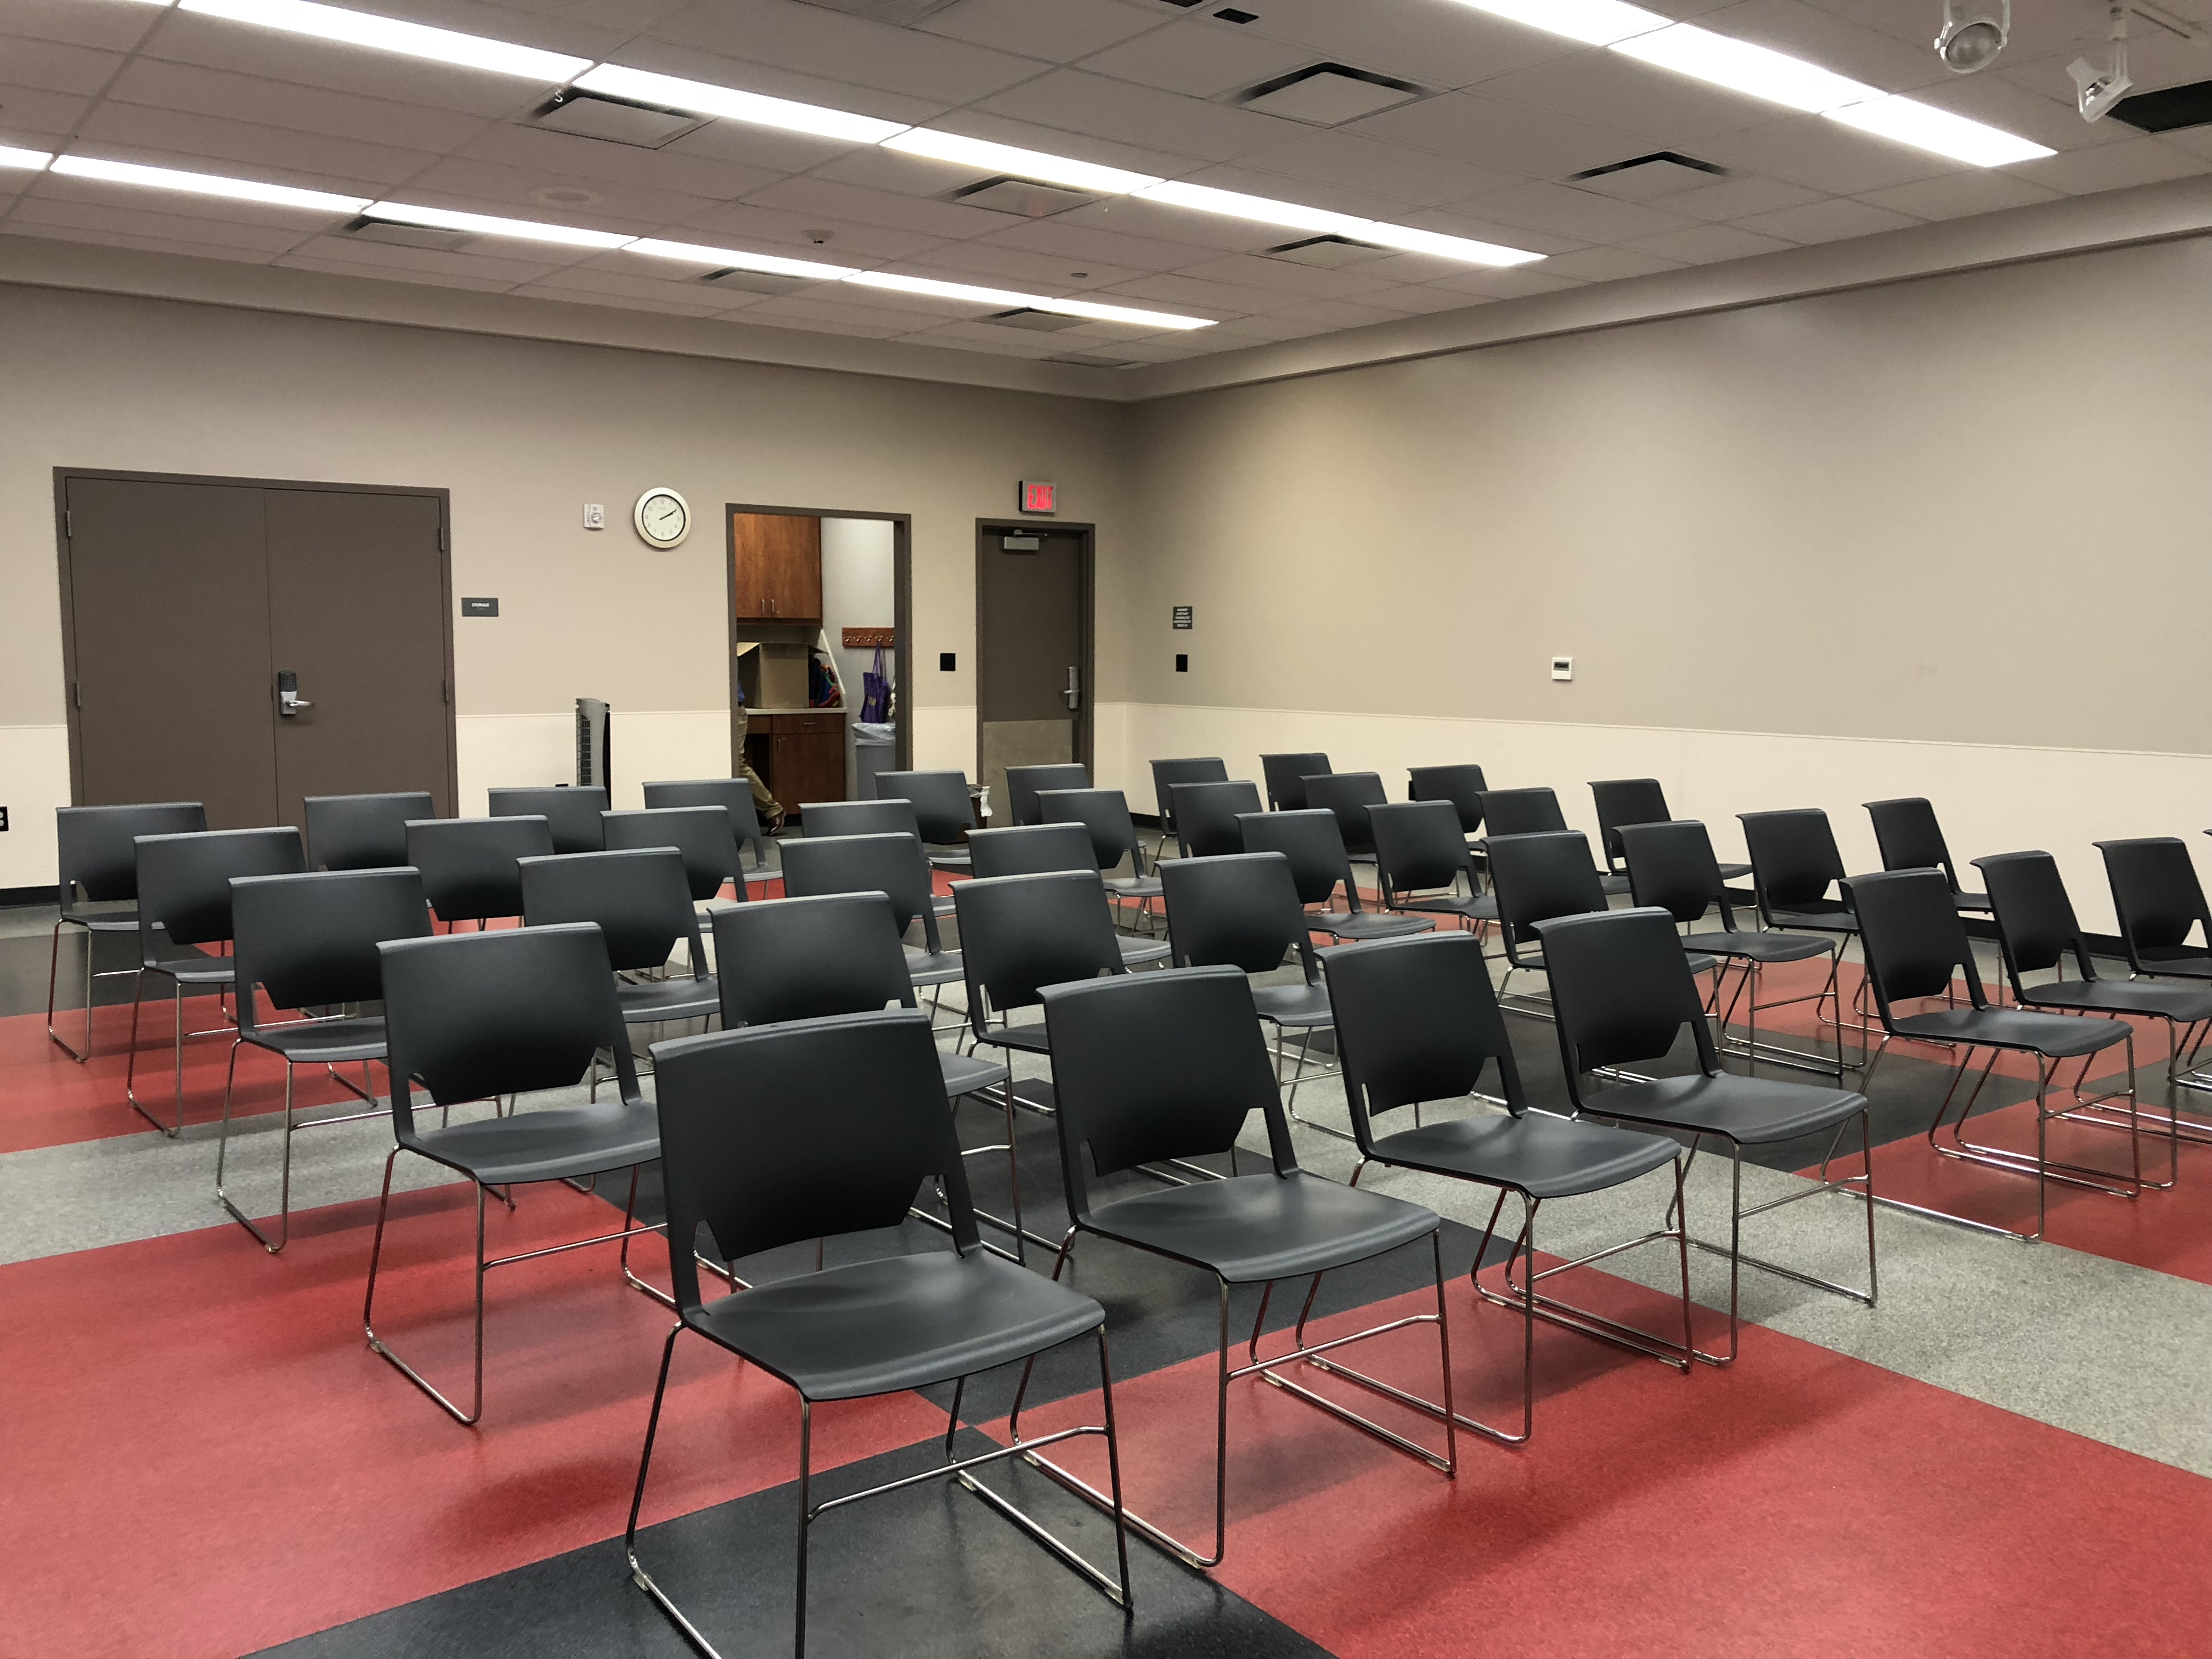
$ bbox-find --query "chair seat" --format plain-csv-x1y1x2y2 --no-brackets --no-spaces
1599,872,1632,896
2016,978,2212,1023
60,906,140,932
1119,938,1173,968
1252,980,1331,1028
1769,905,1856,933
1684,929,1833,964
240,1015,388,1065
978,1022,1052,1056
1717,861,1753,881
941,1050,1010,1098
143,955,235,987
1105,874,1164,901
1583,1071,1868,1147
617,975,720,1025
905,947,964,988
1087,1169,1437,1285
1306,909,1433,941
1891,1006,2128,1060
1952,891,1993,913
687,1250,1102,1401
405,1098,658,1186
1394,893,1498,923
927,851,973,872
1505,947,1719,978
1370,1109,1678,1201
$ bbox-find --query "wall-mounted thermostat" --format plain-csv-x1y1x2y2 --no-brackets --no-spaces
1551,655,1574,681
582,503,605,530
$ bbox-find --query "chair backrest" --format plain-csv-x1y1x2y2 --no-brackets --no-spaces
1407,764,1486,835
777,831,941,949
1042,966,1292,1215
712,892,916,1027
1973,850,2094,985
1589,778,1669,870
952,870,1124,1029
1260,752,1330,812
520,848,704,977
303,792,432,872
1304,771,1386,857
2095,836,2211,961
1485,830,1605,962
1368,800,1474,897
1620,819,1736,930
378,923,640,1136
230,867,430,1028
1866,797,1962,891
1158,851,1317,980
799,798,919,840
650,1010,973,1311
1237,809,1357,910
405,816,554,924
57,802,205,904
1039,787,1143,876
968,823,1096,881
1172,779,1265,860
642,778,768,863
1739,808,1846,913
135,827,305,957
488,786,608,855
1478,787,1568,838
1533,908,1719,1107
602,806,744,903
1005,763,1089,827
873,770,973,843
1325,933,1526,1152
1846,867,1985,1019
1150,757,1227,830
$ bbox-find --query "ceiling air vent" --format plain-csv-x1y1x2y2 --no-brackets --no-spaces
2113,78,2212,131
949,177,1101,218
986,308,1087,332
701,267,818,296
1566,152,1731,200
341,215,475,252
526,90,707,150
1263,234,1390,268
1236,63,1425,125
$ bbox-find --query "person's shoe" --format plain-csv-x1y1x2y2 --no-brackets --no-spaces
764,806,787,835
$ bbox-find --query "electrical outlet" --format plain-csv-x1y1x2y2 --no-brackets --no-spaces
583,503,606,530
0,805,9,831
1550,655,1574,682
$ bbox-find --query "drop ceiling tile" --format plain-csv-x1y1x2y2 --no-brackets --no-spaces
1620,220,1796,261
647,0,1043,104
1661,173,1825,219
1074,18,1313,98
313,0,623,57
1228,128,1520,208
1387,204,1585,255
737,310,905,340
1855,168,2061,219
0,0,162,53
1537,244,1687,280
543,0,694,30
888,110,1193,178
657,120,873,178
7,193,313,252
1348,91,1645,179
508,281,727,316
286,231,563,281
455,122,784,200
899,318,1080,354
1475,50,1779,146
278,251,521,292
677,199,954,259
1689,0,1948,94
0,84,89,139
1094,269,1294,312
1261,296,1417,329
1458,180,1698,241
137,14,550,118
921,0,1160,63
4,218,280,266
599,35,946,126
1696,113,1958,194
1201,312,1345,341
741,175,1017,239
904,238,1148,289
2012,136,2209,195
1912,59,2133,154
975,69,1305,161
1044,195,1298,254
1733,194,1920,241
744,291,970,331
0,36,123,98
976,213,1216,270
1172,251,1400,297
2149,126,2212,165
75,101,439,190
1237,0,1581,89
1813,0,2078,60
400,156,717,229
1429,264,1585,298
808,145,992,198
528,262,738,304
1352,280,1489,313
104,59,492,154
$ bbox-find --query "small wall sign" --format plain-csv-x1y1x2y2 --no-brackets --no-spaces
1018,480,1058,515
461,597,499,617
1172,605,1193,629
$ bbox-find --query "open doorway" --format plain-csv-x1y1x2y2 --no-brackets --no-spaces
975,519,1093,822
725,504,910,826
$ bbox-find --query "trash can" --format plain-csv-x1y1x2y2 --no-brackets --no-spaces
853,722,895,800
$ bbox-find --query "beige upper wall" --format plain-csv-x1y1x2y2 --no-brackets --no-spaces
0,283,1133,732
1122,235,2212,758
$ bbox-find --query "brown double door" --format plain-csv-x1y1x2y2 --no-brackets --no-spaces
61,473,455,832
976,523,1091,820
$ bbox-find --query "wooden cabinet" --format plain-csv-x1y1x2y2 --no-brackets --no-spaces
746,712,846,809
730,511,821,623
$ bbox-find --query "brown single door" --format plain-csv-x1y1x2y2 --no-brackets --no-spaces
267,487,455,830
976,524,1090,823
730,511,822,622
63,476,279,829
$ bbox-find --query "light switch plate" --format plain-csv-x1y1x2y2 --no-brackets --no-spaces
583,503,606,530
1551,655,1573,681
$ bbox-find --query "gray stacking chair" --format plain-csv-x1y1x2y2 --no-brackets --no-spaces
1038,787,1165,937
1237,808,1431,943
1149,755,1227,859
304,792,434,872
1171,779,1264,860
488,785,607,855
1005,763,1088,827
967,825,1170,969
520,848,720,1048
1260,751,1330,812
406,816,553,930
47,800,205,1061
643,778,776,885
1369,800,1498,933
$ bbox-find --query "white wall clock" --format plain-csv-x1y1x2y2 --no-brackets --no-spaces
633,487,690,549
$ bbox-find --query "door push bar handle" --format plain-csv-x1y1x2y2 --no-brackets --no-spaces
277,670,313,717
1064,667,1080,712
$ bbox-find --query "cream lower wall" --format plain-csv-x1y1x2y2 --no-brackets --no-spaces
1094,701,2212,939
0,725,70,890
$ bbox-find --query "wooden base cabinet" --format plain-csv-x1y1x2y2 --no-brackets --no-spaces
746,711,845,810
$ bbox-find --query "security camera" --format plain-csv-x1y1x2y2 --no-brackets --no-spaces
2069,3,2134,120
1935,0,2009,73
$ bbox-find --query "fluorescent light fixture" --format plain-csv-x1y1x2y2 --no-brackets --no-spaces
1359,222,1545,267
0,145,55,170
574,64,906,144
880,129,1161,195
1031,296,1213,330
1444,0,1669,47
363,201,630,247
845,269,1211,329
1825,95,2053,166
1136,179,1373,237
1611,24,1879,114
628,238,860,280
177,0,589,82
51,154,369,212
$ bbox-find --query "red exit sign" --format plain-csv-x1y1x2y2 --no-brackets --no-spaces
1018,479,1057,515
